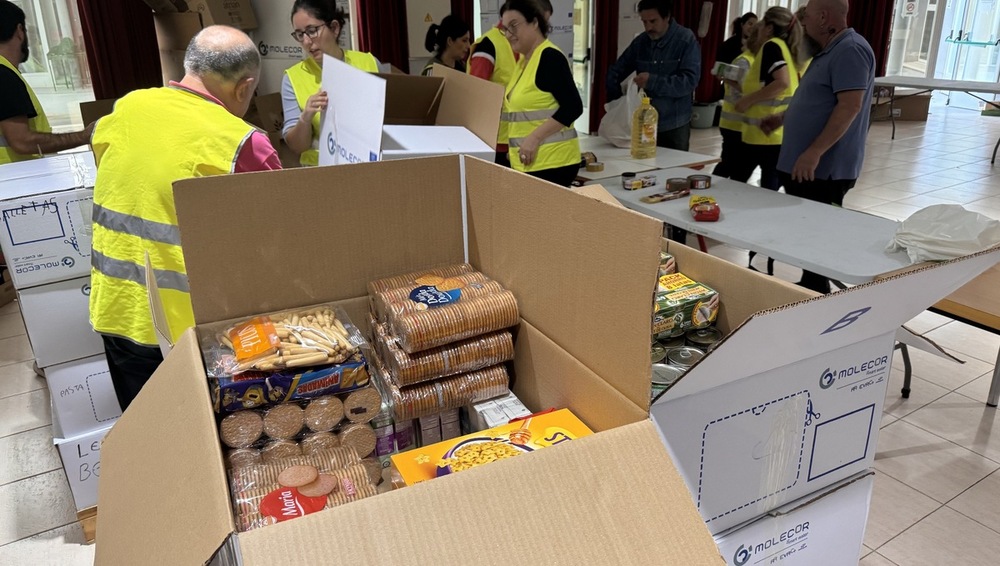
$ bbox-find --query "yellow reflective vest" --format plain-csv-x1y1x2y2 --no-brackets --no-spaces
504,40,580,173
741,38,799,146
469,26,516,145
719,51,754,133
0,54,51,164
285,51,379,166
90,86,256,346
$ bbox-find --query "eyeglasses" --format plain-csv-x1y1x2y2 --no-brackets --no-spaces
499,19,524,37
290,24,328,43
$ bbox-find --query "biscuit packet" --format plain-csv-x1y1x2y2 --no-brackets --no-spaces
229,446,379,532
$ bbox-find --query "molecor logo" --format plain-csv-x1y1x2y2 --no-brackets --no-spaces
258,41,268,56
81,284,91,296
61,256,74,268
820,367,836,389
734,544,751,566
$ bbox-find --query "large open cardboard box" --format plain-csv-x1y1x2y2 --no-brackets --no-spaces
318,61,501,165
95,157,1000,564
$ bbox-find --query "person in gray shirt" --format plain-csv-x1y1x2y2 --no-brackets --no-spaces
761,0,875,293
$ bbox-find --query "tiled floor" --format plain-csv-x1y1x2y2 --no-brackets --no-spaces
2,99,1000,564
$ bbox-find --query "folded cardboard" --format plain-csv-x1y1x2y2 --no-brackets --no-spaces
381,125,494,162
152,12,203,84
19,276,103,368
0,154,95,289
56,425,113,511
95,156,1000,564
143,0,256,29
318,60,502,165
714,471,874,566
79,98,116,126
47,354,121,439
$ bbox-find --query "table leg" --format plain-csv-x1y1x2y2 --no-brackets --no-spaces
889,92,897,140
988,346,1000,407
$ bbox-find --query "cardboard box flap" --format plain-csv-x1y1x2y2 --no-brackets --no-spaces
173,156,466,324
658,246,1000,403
465,158,663,409
571,184,625,207
95,331,233,565
430,63,503,149
152,11,203,51
378,73,444,125
238,420,724,564
0,153,95,198
896,325,963,362
247,93,284,134
80,98,116,125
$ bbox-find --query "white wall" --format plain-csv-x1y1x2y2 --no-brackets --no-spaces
618,0,643,57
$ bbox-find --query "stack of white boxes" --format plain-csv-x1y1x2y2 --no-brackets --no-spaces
0,153,121,513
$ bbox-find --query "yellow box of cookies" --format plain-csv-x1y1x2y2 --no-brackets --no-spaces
390,408,593,486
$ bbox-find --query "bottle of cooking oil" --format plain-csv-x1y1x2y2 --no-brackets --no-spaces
631,95,658,159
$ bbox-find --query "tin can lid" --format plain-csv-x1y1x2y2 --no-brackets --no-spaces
622,172,636,178
667,346,705,367
652,363,686,386
686,327,722,345
651,342,667,363
660,335,686,349
667,177,690,183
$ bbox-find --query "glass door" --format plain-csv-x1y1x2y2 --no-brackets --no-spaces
934,0,1000,108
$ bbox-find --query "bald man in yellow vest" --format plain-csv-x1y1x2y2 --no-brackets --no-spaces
0,0,91,164
90,26,281,411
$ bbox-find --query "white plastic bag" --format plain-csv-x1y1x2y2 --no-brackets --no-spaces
598,82,642,148
887,204,1000,263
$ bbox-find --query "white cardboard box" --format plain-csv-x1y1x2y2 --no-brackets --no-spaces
56,424,112,511
0,153,95,288
18,276,103,368
649,253,988,535
381,125,495,162
714,471,874,566
47,354,120,439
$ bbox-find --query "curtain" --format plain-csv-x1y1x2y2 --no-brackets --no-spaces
451,0,475,31
673,0,728,102
356,0,410,72
848,0,894,77
77,0,161,100
588,0,619,132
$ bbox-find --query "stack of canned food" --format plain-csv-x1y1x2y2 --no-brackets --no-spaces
650,251,723,401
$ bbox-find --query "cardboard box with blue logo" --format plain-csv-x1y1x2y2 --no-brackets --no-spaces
93,155,1000,565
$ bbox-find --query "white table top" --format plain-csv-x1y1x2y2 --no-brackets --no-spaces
874,76,1000,95
577,135,720,182
607,168,914,284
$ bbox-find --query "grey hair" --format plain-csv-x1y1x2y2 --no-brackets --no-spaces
183,27,260,83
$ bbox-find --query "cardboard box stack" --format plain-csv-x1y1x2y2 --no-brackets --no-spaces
94,156,1000,564
0,153,121,514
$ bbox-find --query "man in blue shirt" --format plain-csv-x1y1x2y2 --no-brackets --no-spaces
762,0,874,293
605,0,701,151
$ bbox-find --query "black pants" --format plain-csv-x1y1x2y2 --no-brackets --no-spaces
779,172,857,294
713,128,746,179
528,163,580,187
495,151,511,168
657,123,691,151
103,335,164,412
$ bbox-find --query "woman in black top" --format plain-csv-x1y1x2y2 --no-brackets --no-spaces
717,12,757,65
422,15,471,75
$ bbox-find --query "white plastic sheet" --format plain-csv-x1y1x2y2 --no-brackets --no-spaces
887,204,1000,262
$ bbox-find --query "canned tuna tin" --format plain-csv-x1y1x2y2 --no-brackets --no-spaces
651,363,686,400
666,177,691,192
687,174,711,189
659,335,686,350
666,346,704,368
651,342,667,364
686,327,722,351
622,172,643,190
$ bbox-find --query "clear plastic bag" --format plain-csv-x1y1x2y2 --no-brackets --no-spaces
389,364,510,421
887,204,1000,263
598,81,642,149
228,446,377,532
373,320,514,386
390,290,520,353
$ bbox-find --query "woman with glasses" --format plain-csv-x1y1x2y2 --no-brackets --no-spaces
282,0,379,166
500,0,582,187
421,15,471,75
